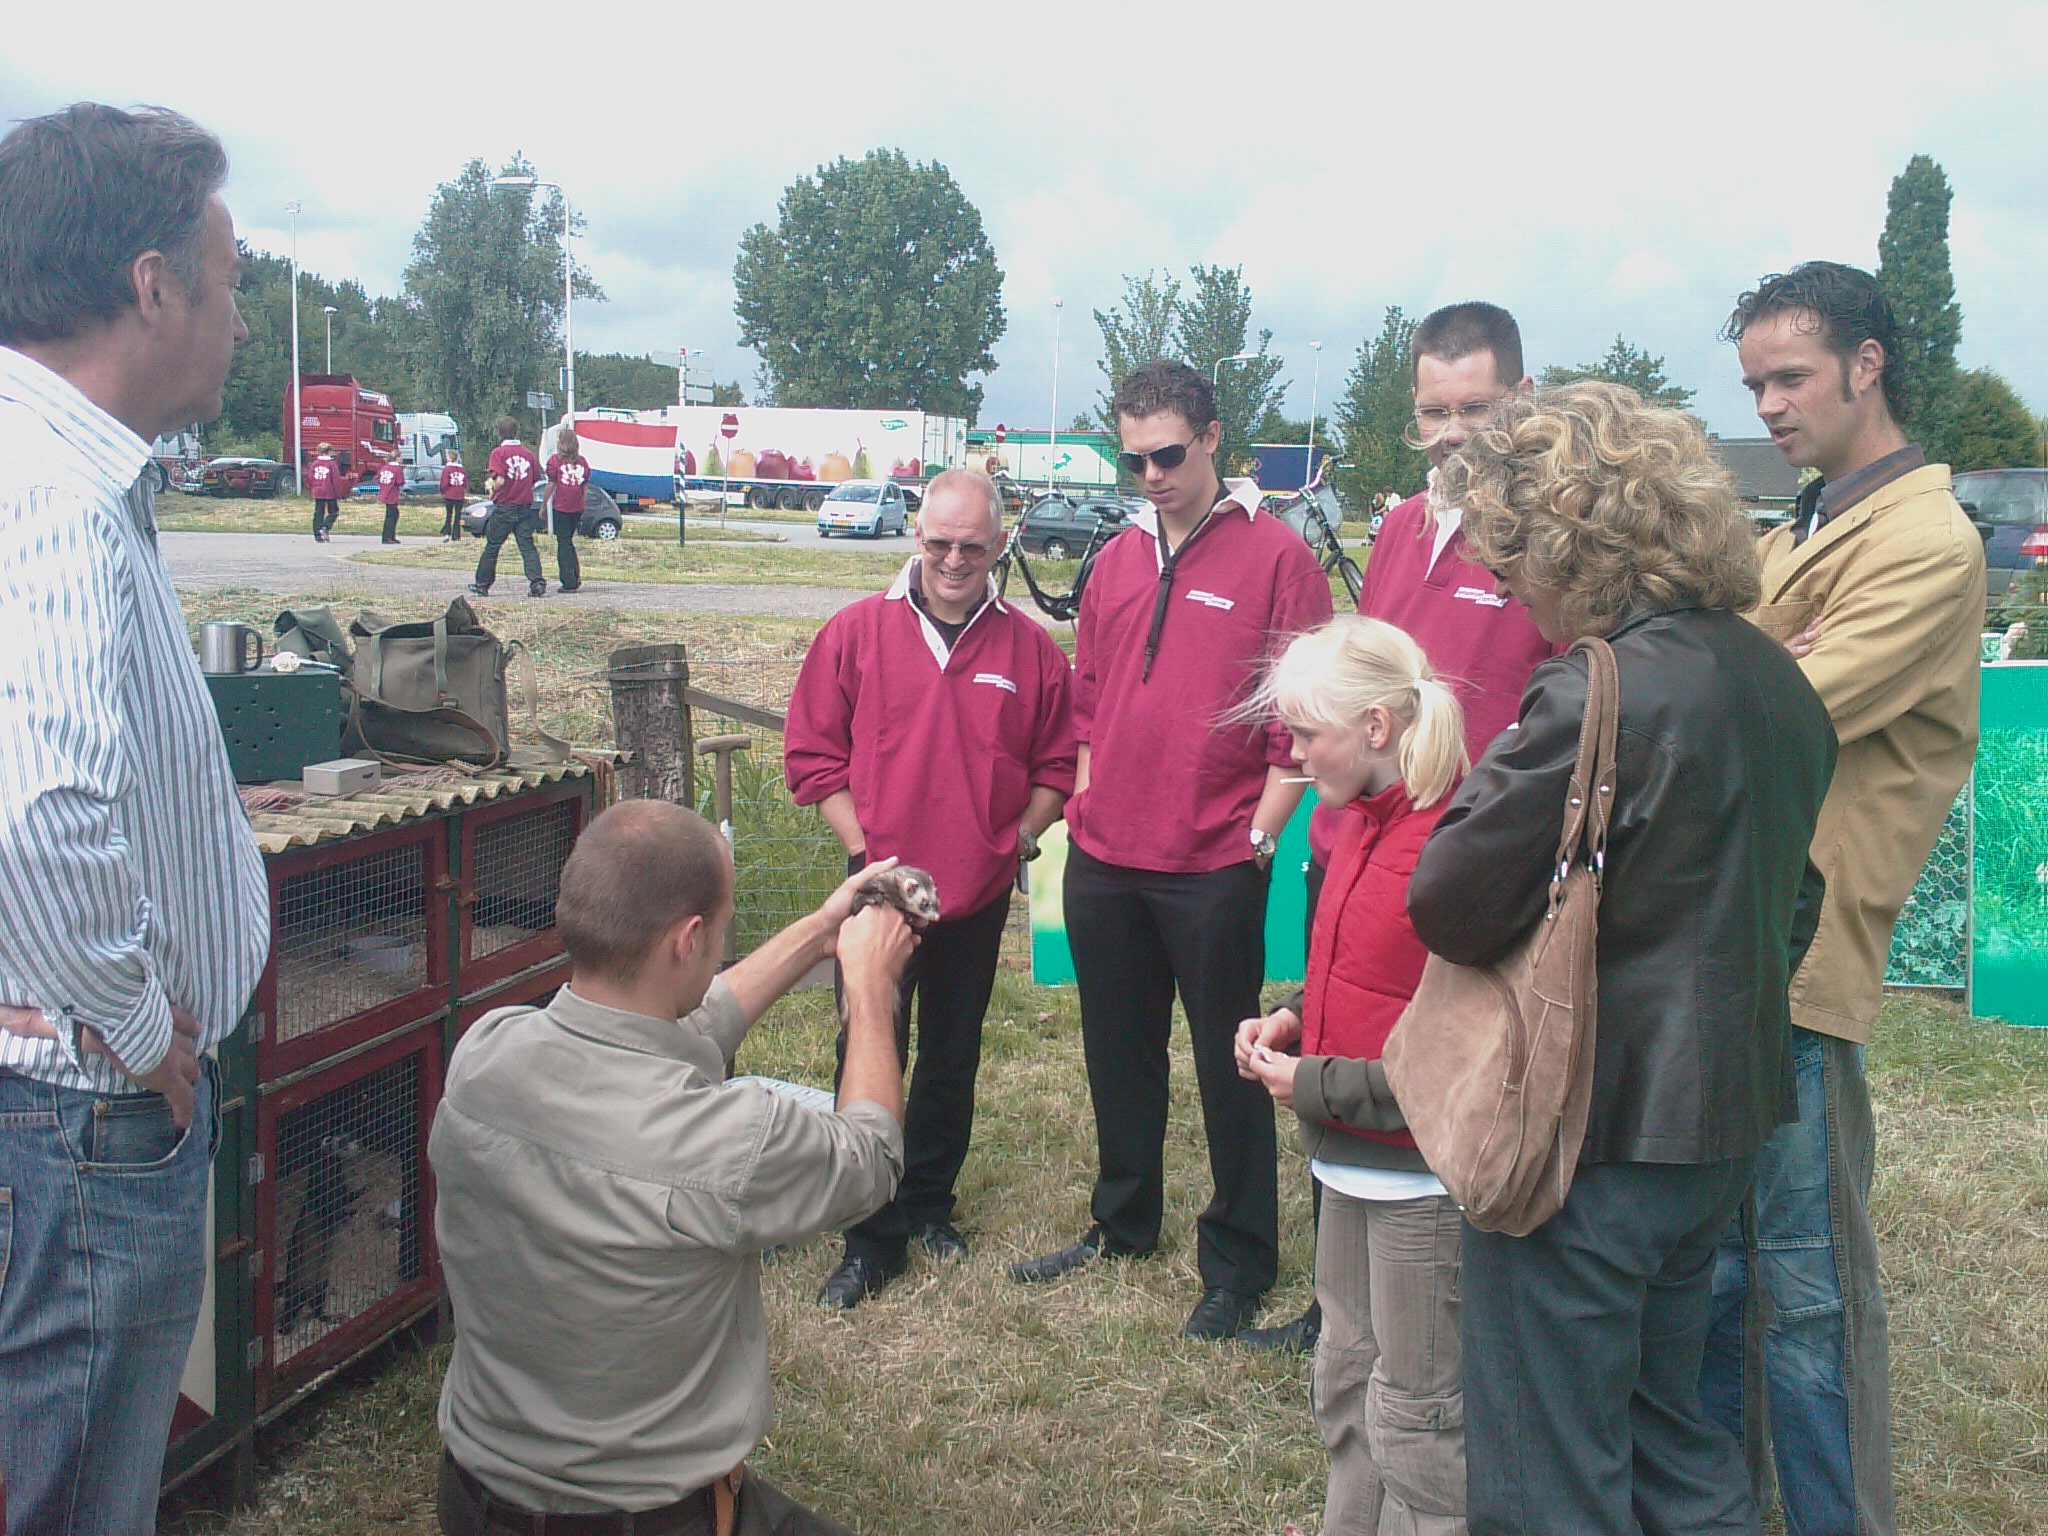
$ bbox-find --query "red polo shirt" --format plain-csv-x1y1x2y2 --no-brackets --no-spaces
546,453,589,515
1067,480,1334,875
488,440,539,507
1308,488,1561,864
440,463,469,499
376,462,404,504
785,562,1078,919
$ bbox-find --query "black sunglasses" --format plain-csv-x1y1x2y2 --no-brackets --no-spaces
1117,435,1199,476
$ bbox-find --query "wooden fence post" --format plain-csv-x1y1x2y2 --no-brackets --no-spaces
606,644,692,805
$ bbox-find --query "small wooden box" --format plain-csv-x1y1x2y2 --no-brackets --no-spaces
303,758,381,796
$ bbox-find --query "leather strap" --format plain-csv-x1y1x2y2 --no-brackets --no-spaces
504,640,571,766
1548,636,1620,914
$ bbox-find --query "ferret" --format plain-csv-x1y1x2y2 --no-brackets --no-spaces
850,864,942,927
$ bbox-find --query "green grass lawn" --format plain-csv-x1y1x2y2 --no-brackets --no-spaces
154,490,772,543
352,531,920,588
157,586,2045,1536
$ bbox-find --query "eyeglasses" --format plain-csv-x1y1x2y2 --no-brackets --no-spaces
1411,399,1505,434
1117,436,1200,475
919,536,994,562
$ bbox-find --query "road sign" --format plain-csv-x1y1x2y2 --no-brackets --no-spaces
720,412,739,440
995,423,1007,445
526,391,555,412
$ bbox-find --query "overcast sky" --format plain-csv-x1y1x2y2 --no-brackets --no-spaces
5,0,2042,441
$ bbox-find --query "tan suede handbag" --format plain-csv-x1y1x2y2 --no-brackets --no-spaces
1383,635,1618,1236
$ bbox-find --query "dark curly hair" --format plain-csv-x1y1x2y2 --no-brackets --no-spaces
1722,261,1907,420
1112,358,1217,430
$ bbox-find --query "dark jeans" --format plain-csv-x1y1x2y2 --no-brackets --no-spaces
552,508,582,589
313,498,339,534
382,501,402,541
1064,842,1277,1297
473,505,544,592
1701,1029,1893,1535
1462,1156,1761,1536
437,1452,854,1536
834,872,1011,1266
443,498,465,537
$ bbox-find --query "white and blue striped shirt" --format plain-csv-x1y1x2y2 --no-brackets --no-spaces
0,346,269,1092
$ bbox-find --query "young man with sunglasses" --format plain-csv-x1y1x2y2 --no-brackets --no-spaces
1243,301,1559,1355
1010,359,1333,1341
786,468,1077,1312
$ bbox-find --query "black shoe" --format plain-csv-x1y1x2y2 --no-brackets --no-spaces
817,1254,903,1311
557,583,581,593
1010,1225,1133,1284
528,582,548,598
1236,1301,1321,1354
913,1222,968,1263
1184,1287,1263,1341
382,536,400,545
467,583,491,597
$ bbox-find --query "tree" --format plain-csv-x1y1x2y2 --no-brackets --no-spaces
575,352,681,411
403,155,598,456
1877,153,1962,460
1090,270,1182,433
1541,335,1695,410
1331,306,1428,509
1252,409,1310,443
733,149,1005,418
1175,264,1286,479
1948,369,2039,471
709,380,747,406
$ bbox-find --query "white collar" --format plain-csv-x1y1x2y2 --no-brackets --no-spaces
1125,475,1262,541
885,557,1006,670
0,344,151,495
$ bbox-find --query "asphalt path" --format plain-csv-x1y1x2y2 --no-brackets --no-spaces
160,529,878,619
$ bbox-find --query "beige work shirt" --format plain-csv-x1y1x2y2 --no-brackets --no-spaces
430,979,903,1513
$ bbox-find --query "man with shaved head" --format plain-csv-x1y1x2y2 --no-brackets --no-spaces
429,799,915,1535
786,467,1077,1310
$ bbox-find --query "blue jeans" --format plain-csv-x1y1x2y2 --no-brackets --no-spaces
0,1058,219,1536
1700,1028,1894,1536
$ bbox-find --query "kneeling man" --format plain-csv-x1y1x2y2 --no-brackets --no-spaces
430,800,915,1536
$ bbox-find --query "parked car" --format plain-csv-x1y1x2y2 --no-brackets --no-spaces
460,482,625,540
1952,468,2047,595
1012,494,1146,561
351,463,444,500
196,456,292,497
815,479,911,538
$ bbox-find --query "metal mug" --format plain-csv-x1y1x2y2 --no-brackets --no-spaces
199,621,266,675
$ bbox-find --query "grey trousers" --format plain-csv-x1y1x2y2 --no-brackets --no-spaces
1313,1187,1467,1536
1461,1157,1761,1536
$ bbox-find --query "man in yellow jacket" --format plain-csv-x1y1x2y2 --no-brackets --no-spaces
1702,261,1983,1536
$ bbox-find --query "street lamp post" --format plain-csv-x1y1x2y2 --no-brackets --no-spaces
287,200,303,494
1305,340,1324,485
323,304,338,373
491,174,576,420
1048,297,1063,495
1211,351,1256,389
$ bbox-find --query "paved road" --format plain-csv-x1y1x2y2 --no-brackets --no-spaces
161,530,874,619
645,511,912,551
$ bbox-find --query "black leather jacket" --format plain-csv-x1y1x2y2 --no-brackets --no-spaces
1408,606,1836,1165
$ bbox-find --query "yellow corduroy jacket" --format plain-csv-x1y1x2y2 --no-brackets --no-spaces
1751,462,1985,1043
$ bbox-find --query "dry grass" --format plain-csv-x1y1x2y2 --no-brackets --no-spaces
351,534,913,588
159,591,2048,1536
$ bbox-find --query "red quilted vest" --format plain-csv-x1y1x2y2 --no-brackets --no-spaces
1300,781,1450,1149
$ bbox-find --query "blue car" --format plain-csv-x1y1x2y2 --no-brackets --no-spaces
816,479,911,539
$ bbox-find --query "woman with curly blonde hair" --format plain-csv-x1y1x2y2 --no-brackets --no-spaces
1406,383,1838,1535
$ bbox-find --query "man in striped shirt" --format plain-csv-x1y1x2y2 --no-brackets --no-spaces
0,105,271,1536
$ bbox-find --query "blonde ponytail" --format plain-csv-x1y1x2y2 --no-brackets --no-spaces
1242,615,1470,808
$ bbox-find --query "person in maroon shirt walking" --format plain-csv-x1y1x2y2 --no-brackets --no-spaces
439,452,468,540
786,470,1077,1312
1244,301,1559,1356
375,456,404,544
543,428,588,593
469,416,546,598
306,441,342,541
1009,359,1334,1341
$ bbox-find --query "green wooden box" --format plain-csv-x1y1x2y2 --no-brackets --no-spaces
205,669,344,784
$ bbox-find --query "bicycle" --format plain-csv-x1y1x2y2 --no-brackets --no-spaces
1271,469,1363,605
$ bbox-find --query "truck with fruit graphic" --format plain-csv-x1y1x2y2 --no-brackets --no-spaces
552,405,968,512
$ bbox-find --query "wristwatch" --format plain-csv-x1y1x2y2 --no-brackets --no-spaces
1017,827,1042,863
1249,828,1278,871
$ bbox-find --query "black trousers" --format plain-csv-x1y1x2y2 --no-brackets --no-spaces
1461,1156,1761,1536
552,509,582,589
312,498,339,534
474,506,544,591
381,502,402,541
835,885,1011,1266
1064,842,1276,1296
443,498,465,537
437,1451,854,1536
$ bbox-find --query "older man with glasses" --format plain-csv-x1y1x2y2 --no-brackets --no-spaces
785,468,1077,1311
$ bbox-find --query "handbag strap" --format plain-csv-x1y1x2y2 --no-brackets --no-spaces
503,640,571,765
1549,636,1621,909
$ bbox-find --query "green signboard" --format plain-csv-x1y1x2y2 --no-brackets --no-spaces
1969,662,2048,1026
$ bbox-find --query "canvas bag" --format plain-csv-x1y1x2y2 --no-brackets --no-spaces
273,605,354,669
1382,636,1618,1237
342,598,565,768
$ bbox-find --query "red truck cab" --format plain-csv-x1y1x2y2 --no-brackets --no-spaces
281,374,399,488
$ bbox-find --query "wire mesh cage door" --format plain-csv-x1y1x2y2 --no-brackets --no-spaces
1884,783,1973,991
453,955,571,1045
256,821,451,1083
456,782,590,995
253,1021,442,1410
